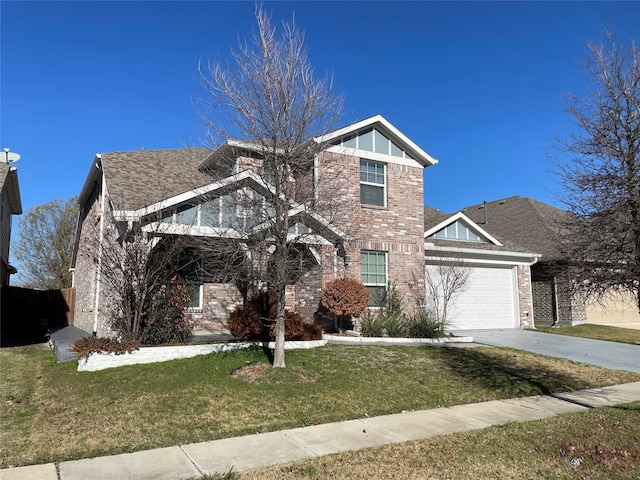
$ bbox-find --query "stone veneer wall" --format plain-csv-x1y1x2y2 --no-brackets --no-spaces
556,275,587,326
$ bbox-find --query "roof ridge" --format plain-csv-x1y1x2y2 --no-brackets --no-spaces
101,147,210,155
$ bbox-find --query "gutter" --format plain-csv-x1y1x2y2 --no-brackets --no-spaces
425,242,541,266
92,165,106,336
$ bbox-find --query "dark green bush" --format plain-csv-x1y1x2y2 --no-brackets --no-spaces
406,311,444,338
360,312,408,337
360,312,385,337
71,336,140,358
361,308,445,339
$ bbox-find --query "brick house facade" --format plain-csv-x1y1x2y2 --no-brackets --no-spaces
71,115,437,336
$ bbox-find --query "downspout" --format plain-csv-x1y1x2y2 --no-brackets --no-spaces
92,163,106,336
526,256,538,328
552,275,560,327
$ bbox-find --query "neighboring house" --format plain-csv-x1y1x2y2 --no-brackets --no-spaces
458,196,591,327
424,207,540,330
0,162,22,324
71,115,437,336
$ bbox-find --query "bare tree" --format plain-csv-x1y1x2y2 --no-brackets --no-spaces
14,197,78,289
425,259,471,328
556,31,640,313
86,213,191,342
195,6,345,367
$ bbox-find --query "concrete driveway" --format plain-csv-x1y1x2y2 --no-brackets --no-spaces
455,329,640,373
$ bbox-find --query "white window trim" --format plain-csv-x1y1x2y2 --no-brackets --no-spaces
186,284,204,311
361,250,388,306
360,160,386,208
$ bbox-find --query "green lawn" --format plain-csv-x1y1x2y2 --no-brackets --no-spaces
535,324,640,345
239,402,640,479
2,342,639,468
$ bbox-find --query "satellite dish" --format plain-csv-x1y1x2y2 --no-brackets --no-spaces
3,148,20,164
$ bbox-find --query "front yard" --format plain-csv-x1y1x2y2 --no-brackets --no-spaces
1,342,639,468
535,324,640,345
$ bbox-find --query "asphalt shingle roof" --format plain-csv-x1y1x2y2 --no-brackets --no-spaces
101,148,212,211
458,196,568,260
424,205,538,254
423,206,449,227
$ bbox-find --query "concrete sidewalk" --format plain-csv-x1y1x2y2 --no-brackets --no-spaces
2,382,639,480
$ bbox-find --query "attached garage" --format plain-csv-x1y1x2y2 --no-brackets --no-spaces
424,210,541,331
445,264,517,330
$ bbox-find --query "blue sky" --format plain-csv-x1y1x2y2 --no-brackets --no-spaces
2,1,639,233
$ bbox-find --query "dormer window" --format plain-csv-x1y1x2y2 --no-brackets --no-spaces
360,159,385,207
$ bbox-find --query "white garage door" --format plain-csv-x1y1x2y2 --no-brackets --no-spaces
434,264,517,330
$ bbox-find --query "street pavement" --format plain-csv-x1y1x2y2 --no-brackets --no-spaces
2,382,639,480
456,328,640,372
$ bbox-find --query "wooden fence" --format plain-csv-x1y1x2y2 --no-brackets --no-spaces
1,286,75,343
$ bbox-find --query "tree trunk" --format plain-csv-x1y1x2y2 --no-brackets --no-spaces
273,286,286,368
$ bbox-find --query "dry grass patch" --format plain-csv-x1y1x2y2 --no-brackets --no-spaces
2,343,639,468
231,363,317,384
535,324,640,345
239,403,640,479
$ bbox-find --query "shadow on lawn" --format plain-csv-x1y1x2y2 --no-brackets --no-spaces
427,346,596,396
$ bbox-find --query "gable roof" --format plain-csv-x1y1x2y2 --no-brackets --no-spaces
459,196,568,260
0,163,22,214
318,114,438,168
124,168,349,244
424,211,503,246
423,206,536,255
199,114,438,172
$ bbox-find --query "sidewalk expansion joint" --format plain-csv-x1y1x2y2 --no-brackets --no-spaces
178,444,205,477
548,394,595,409
282,431,322,458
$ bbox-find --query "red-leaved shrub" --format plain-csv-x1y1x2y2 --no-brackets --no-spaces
321,277,369,330
227,291,321,341
71,336,140,358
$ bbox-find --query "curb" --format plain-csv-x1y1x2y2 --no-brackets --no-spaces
323,334,474,346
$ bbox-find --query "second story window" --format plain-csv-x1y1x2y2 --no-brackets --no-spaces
360,159,385,207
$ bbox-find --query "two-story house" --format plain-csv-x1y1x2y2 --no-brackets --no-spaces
71,115,438,336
